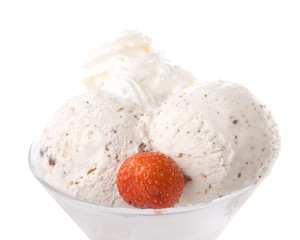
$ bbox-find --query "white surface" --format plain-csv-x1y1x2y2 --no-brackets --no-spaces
0,0,299,239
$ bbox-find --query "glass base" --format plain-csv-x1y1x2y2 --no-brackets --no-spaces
29,141,255,240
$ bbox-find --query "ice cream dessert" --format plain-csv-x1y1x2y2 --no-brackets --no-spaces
148,81,280,204
36,91,149,207
34,31,280,209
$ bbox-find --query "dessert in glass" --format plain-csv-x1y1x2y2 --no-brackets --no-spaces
29,31,280,240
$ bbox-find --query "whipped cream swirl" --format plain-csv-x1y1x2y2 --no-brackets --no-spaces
83,31,195,109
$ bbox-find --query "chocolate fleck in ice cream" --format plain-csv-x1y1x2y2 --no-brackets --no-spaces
34,31,280,208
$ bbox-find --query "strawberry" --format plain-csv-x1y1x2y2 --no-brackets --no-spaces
117,152,185,209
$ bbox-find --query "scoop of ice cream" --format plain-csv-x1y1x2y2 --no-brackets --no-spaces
148,80,280,205
83,31,195,110
35,90,151,207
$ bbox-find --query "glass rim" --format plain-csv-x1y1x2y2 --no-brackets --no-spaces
28,140,256,216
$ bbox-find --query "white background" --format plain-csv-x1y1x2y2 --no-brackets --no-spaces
0,0,299,239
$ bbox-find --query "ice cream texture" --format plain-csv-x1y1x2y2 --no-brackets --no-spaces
148,81,280,204
35,31,280,207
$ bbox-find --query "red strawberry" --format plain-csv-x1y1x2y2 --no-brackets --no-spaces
117,152,185,209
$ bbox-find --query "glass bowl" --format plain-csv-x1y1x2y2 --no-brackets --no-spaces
29,141,256,240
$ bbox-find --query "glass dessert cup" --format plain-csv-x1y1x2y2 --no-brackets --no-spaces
29,141,256,240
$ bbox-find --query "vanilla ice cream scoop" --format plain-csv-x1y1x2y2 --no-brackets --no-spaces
35,90,151,207
83,31,195,110
148,80,280,205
